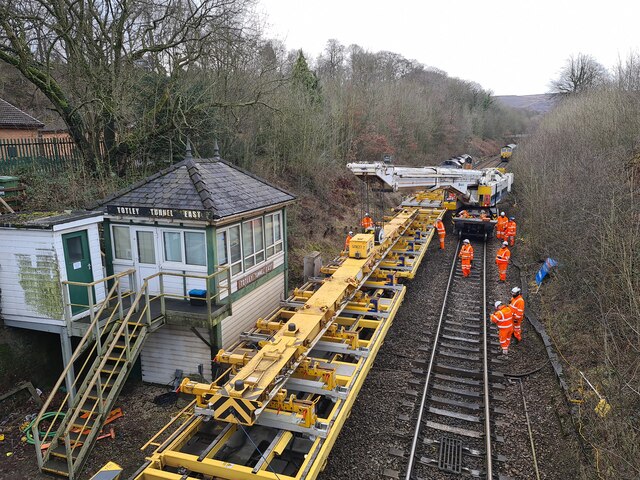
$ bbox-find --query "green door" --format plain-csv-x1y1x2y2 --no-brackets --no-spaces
62,230,94,315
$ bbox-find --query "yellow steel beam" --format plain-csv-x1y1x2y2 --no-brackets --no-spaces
180,209,419,426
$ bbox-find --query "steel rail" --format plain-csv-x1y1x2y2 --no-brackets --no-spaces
482,240,493,479
404,237,461,480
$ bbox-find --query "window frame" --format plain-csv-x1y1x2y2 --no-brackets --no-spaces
162,230,183,264
158,227,208,269
111,225,133,262
217,211,284,279
184,231,207,266
265,212,283,258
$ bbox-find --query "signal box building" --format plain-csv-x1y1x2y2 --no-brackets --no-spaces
96,150,295,384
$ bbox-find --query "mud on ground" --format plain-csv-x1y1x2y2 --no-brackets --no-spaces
0,383,186,479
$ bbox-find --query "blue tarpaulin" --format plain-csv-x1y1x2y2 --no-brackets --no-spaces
535,258,559,286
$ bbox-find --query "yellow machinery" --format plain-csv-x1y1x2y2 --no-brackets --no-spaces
126,198,445,480
500,144,517,159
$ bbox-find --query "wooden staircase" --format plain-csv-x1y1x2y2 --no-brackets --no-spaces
33,271,164,479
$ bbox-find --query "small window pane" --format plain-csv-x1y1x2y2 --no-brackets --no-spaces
67,236,83,262
245,256,255,268
274,213,282,241
256,251,265,263
217,231,228,265
229,226,241,263
267,246,275,257
243,221,254,256
254,218,264,251
185,232,206,266
275,243,283,253
163,231,182,262
265,215,274,247
232,263,242,275
113,226,132,260
136,231,155,264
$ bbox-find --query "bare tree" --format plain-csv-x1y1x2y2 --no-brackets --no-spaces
0,0,258,173
614,51,640,91
550,53,609,95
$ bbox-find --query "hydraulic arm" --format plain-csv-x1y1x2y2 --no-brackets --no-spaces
346,162,513,207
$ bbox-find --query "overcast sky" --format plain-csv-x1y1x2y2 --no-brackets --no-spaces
256,0,640,96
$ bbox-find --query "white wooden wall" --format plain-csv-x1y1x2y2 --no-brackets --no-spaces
221,271,285,348
140,325,213,385
0,228,61,326
0,220,105,329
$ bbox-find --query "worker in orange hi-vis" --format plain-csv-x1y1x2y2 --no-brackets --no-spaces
458,239,474,277
509,286,525,342
495,241,511,282
434,218,446,249
496,211,508,240
458,209,470,218
491,300,514,355
361,212,374,231
344,231,354,252
506,217,517,246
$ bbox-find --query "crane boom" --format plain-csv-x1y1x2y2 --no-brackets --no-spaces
346,162,513,207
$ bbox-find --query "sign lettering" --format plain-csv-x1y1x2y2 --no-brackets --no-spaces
237,262,274,290
107,205,209,220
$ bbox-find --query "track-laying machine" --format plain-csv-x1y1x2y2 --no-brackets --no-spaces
346,161,513,237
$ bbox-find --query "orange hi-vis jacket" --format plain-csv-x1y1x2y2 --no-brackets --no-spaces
361,215,374,229
435,219,445,236
496,216,508,234
510,295,525,321
506,220,517,237
495,246,511,266
491,305,513,329
344,234,353,250
459,244,474,263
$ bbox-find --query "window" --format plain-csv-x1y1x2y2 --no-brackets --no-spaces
185,232,206,266
67,236,83,262
242,220,254,269
243,218,264,269
265,212,283,257
229,225,242,275
113,226,132,260
136,231,155,264
216,231,228,265
163,231,182,262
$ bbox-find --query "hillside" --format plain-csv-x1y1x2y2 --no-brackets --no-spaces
496,93,557,113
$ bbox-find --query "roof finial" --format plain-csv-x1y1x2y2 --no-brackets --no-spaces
185,138,193,161
213,139,220,161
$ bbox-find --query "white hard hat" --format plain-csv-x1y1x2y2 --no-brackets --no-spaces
349,231,353,235
365,212,369,216
511,287,521,295
463,239,470,244
500,211,505,216
502,241,508,246
494,300,502,308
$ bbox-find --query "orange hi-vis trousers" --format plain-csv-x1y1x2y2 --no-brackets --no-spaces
510,295,525,341
498,324,513,352
461,259,471,277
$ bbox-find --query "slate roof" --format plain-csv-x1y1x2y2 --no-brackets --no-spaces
0,99,44,129
96,156,295,221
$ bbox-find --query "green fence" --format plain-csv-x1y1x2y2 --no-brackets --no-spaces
0,137,82,174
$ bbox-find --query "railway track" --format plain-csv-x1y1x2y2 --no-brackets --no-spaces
475,155,508,169
392,237,507,479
